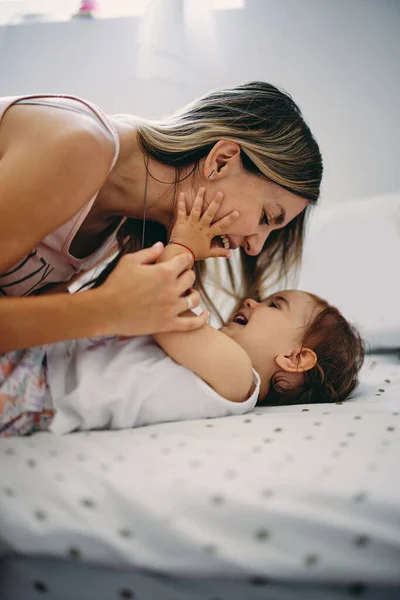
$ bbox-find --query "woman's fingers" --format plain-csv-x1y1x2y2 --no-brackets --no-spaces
176,268,196,297
177,288,201,314
174,309,209,330
165,251,194,276
130,241,165,264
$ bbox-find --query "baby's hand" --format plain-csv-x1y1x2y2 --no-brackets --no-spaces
169,188,239,260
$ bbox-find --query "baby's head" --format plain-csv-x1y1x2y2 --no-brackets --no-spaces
220,291,365,405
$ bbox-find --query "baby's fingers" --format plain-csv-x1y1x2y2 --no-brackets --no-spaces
209,246,232,259
211,210,240,234
176,192,188,220
201,192,224,225
189,187,206,221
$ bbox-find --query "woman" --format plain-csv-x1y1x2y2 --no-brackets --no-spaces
0,81,322,353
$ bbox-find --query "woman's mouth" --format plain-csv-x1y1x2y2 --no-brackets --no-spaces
211,235,237,250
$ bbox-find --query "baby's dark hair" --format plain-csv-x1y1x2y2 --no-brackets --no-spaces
260,295,365,406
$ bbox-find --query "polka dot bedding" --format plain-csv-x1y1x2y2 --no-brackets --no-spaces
0,353,399,600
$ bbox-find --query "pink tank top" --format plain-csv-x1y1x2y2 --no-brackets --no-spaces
0,94,122,297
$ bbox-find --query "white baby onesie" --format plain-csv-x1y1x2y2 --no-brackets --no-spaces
45,335,260,434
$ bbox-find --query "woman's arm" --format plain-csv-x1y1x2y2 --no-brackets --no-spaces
0,290,109,350
0,246,209,353
153,190,254,403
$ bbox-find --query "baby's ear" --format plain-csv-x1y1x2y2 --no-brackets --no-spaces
275,347,317,373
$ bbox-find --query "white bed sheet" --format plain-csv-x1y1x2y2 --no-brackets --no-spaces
0,353,399,591
1,556,400,600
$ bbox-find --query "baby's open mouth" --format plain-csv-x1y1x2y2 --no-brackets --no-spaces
232,312,248,325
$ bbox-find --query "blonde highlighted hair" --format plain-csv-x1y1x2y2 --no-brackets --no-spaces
96,82,323,316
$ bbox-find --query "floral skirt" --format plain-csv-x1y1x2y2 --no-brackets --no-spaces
0,346,53,437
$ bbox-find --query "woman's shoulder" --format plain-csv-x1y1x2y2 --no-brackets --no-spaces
0,97,117,275
0,94,116,161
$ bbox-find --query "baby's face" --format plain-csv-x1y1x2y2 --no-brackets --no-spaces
220,291,319,397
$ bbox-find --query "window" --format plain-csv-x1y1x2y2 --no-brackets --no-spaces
0,0,245,26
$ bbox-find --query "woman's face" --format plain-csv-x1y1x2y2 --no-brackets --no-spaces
209,172,308,256
196,141,309,256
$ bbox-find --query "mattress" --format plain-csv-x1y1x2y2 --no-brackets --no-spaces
0,352,399,600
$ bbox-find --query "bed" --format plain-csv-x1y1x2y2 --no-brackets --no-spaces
0,350,399,600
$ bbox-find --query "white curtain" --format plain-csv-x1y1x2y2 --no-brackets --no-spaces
136,0,226,111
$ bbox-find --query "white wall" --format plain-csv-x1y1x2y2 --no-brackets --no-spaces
0,0,399,205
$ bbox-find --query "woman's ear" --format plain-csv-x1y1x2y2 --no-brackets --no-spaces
204,140,241,180
275,348,317,373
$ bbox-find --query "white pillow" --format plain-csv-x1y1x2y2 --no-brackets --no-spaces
298,192,400,350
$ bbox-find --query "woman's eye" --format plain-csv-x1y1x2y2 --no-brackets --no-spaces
268,300,280,309
259,210,269,226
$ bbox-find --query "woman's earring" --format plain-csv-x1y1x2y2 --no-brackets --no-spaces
208,171,215,180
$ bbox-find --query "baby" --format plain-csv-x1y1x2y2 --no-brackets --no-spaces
0,190,364,436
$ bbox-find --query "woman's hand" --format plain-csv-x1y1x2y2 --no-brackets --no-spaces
98,243,208,335
169,188,239,260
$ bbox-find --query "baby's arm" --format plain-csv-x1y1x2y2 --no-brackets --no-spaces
153,189,254,403
154,314,253,403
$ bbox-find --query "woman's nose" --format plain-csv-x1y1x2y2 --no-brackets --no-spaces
243,231,270,256
243,298,259,310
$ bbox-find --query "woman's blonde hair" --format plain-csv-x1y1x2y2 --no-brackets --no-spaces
97,82,323,317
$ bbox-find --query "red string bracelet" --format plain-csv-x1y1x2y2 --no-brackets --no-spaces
169,241,196,264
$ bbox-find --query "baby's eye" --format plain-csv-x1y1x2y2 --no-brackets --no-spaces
268,300,280,309
259,209,269,226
